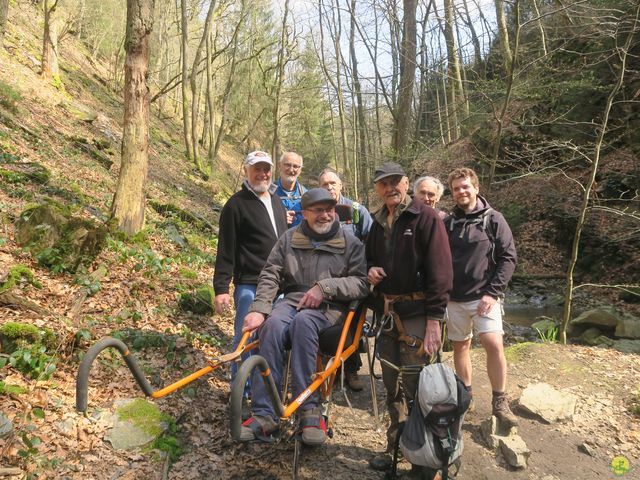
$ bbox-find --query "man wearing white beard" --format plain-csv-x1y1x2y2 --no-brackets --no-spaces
213,151,288,395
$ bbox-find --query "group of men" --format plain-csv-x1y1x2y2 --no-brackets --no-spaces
212,149,518,474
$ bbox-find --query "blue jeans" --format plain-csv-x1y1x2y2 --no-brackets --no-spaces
232,284,257,392
250,302,331,420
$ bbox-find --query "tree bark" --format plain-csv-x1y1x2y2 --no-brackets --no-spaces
495,0,512,73
349,0,367,193
41,0,61,79
393,0,417,157
443,0,460,140
190,0,217,172
110,0,155,235
272,0,290,162
0,0,8,50
180,0,191,160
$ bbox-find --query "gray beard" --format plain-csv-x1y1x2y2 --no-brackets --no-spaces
310,222,332,234
249,182,268,194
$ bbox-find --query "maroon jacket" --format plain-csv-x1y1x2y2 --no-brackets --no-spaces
365,197,453,320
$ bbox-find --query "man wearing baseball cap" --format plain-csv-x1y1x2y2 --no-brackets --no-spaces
365,162,453,474
213,150,288,396
239,188,368,446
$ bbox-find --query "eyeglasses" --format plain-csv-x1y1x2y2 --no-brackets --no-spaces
282,163,302,170
305,206,335,215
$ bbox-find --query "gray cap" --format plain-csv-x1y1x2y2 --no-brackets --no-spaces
301,188,338,210
373,162,406,182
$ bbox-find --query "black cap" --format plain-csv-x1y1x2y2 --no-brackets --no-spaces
373,162,406,182
301,188,338,210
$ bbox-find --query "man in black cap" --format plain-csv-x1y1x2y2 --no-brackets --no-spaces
239,188,369,446
366,162,453,473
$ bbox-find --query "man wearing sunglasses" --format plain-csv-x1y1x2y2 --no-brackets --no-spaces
239,188,368,446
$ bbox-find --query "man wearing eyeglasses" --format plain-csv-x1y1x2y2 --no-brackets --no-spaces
239,188,368,446
366,162,453,474
213,151,288,398
275,151,307,227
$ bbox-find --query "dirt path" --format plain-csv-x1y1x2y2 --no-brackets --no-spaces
166,341,639,480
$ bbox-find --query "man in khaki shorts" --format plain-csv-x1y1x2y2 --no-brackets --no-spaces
444,167,518,427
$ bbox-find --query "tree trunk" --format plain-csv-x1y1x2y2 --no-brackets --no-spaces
443,0,460,140
110,0,155,235
190,0,217,172
0,0,9,50
41,0,60,79
393,0,417,157
272,0,290,162
349,0,367,192
495,0,512,73
180,0,191,160
531,0,548,56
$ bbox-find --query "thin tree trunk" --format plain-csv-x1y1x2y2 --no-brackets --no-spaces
211,0,245,166
489,0,521,186
394,0,417,156
495,0,513,73
41,0,60,79
532,0,548,56
460,0,483,78
330,0,350,178
180,0,191,160
272,0,290,161
349,0,366,193
0,0,9,49
190,0,217,171
561,3,639,343
111,0,155,235
443,0,460,140
205,31,216,164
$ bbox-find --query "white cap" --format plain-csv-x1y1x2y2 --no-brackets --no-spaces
244,150,273,166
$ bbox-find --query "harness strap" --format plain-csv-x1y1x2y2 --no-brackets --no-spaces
378,292,427,354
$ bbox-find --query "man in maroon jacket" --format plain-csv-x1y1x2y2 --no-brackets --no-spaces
365,162,453,473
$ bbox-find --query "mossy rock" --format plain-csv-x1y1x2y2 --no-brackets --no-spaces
59,99,98,123
178,286,214,315
0,162,50,185
0,264,42,294
0,321,58,353
15,202,107,273
105,398,171,451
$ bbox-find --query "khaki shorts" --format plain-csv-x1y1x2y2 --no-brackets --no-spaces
446,299,503,341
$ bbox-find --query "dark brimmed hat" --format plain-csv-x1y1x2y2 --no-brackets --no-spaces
301,188,338,210
373,162,406,182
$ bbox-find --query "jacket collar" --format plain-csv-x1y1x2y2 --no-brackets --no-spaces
291,227,346,252
374,194,413,225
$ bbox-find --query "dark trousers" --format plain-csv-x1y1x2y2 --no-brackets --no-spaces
250,302,331,420
378,315,430,450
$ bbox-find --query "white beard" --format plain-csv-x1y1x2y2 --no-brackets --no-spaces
249,182,269,194
310,221,333,234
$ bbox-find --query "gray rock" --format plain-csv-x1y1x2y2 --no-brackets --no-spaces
519,383,578,423
578,442,596,456
612,339,640,354
55,417,76,437
571,307,619,328
0,412,13,439
480,416,518,450
499,435,530,468
615,314,640,339
578,327,614,346
103,399,167,451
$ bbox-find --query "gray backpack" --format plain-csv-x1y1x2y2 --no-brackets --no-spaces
399,363,471,477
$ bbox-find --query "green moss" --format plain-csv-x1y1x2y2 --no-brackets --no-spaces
0,381,28,395
0,322,40,342
178,268,197,279
178,286,214,315
0,265,42,294
152,434,183,463
116,399,170,437
504,342,540,363
0,322,58,352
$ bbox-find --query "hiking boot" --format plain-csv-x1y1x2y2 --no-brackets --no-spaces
345,371,365,392
368,453,392,471
492,392,518,428
299,408,327,446
239,415,279,442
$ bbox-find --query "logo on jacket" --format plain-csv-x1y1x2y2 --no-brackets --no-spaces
403,228,413,236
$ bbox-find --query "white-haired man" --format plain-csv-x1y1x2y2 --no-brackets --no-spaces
276,151,307,227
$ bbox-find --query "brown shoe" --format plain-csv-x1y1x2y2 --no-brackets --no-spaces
492,392,518,428
345,371,365,391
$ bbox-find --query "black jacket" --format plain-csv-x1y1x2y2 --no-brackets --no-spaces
444,196,517,302
366,197,452,320
213,183,288,295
